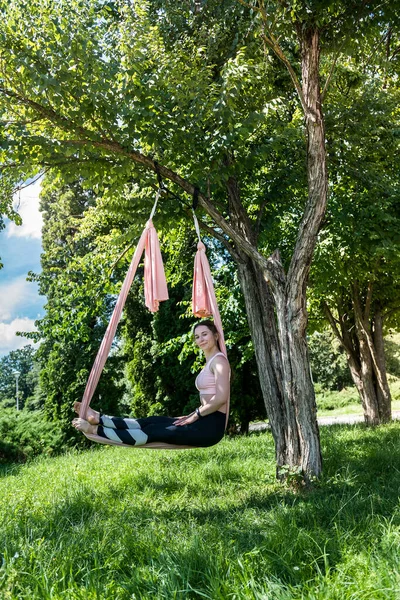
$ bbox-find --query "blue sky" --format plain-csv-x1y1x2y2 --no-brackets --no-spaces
0,179,45,357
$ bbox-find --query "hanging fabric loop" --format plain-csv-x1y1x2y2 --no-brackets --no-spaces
79,193,168,423
191,209,229,428
192,209,202,244
150,188,161,221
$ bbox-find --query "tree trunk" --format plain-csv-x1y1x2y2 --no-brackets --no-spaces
351,288,379,424
236,254,322,478
354,322,381,425
324,297,392,425
222,25,327,480
226,170,322,479
372,309,392,422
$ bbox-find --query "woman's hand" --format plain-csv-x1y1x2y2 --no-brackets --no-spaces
173,412,198,426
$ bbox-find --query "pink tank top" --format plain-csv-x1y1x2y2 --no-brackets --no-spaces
195,352,226,395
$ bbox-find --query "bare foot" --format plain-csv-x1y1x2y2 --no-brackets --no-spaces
73,402,100,425
72,418,97,435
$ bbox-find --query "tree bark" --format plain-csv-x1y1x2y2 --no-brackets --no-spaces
236,255,322,477
372,308,392,422
232,24,326,480
324,296,392,425
227,171,322,479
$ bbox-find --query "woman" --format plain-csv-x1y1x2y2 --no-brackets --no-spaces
72,320,230,447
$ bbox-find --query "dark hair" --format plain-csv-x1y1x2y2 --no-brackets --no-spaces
193,319,221,350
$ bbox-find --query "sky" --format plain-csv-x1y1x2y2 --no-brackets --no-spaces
0,178,45,357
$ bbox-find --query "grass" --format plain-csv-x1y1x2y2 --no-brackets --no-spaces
314,331,400,418
315,377,400,418
1,424,400,599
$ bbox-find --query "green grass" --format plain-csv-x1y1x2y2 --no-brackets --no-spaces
1,424,400,599
316,377,400,418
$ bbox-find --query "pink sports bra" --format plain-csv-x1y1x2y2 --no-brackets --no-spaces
195,352,226,395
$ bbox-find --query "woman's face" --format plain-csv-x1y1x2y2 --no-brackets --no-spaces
194,325,218,352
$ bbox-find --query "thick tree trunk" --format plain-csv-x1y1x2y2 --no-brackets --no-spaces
223,26,326,480
227,168,322,478
236,252,322,478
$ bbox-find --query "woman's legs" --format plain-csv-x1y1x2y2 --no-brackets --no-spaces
138,413,226,448
72,416,149,446
100,414,141,430
97,423,148,445
96,415,177,446
73,406,225,447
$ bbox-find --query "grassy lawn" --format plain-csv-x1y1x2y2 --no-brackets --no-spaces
313,332,400,419
315,377,400,418
1,424,400,599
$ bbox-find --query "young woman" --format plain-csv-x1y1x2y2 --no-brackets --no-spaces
72,320,230,447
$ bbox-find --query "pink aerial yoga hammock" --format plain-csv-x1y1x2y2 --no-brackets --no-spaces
192,211,229,428
79,196,228,449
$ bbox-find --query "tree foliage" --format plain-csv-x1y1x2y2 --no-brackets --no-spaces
0,345,37,408
28,173,127,436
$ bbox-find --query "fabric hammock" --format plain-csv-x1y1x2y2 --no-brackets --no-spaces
192,212,229,428
79,201,228,449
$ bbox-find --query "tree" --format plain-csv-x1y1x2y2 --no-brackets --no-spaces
0,345,37,408
309,42,400,424
308,330,352,392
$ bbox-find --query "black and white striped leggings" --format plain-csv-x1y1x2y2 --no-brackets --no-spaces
97,412,226,447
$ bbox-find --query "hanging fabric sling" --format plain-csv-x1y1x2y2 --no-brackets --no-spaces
79,193,228,449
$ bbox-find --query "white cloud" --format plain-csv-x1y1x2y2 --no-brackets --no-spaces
0,277,40,321
0,317,38,354
7,177,43,240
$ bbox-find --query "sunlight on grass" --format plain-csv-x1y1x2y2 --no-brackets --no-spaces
1,425,400,598
316,377,400,417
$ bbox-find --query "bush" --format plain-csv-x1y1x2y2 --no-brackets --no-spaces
0,408,65,463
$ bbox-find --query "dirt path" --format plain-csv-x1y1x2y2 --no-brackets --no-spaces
249,410,400,432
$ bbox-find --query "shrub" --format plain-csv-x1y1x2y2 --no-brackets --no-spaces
0,408,65,463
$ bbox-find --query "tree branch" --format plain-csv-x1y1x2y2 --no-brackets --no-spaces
323,301,344,345
0,87,284,288
260,33,307,114
382,305,400,321
320,39,346,102
236,0,307,113
12,170,47,195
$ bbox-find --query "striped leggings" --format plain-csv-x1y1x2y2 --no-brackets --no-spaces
97,412,226,447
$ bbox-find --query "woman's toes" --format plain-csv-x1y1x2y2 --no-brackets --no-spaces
72,418,96,434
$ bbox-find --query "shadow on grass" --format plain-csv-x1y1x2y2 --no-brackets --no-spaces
0,462,23,478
